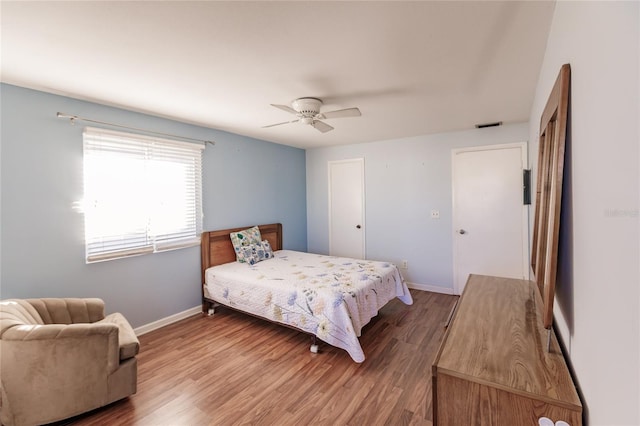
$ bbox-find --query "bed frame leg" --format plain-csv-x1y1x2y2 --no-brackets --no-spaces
203,301,216,316
310,336,319,354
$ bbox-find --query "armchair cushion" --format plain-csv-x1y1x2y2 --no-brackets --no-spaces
99,312,140,361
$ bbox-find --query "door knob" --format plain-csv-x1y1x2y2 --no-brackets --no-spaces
356,225,362,229
458,229,466,235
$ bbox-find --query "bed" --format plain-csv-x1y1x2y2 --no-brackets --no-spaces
200,223,413,362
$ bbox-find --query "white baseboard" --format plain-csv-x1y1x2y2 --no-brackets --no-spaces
406,282,456,295
134,305,201,336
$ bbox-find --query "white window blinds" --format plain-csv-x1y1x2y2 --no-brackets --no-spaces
83,127,204,263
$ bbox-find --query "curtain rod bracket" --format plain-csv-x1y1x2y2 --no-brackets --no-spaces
56,112,215,146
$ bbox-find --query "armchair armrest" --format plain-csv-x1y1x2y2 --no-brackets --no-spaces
1,322,120,374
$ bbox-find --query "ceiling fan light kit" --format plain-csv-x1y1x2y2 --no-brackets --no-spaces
264,97,361,133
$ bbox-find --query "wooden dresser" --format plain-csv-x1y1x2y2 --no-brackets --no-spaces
432,274,582,425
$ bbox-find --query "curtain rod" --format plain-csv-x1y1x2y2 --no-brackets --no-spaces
56,112,215,146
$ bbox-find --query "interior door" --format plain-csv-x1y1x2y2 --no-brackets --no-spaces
328,158,365,259
452,143,528,294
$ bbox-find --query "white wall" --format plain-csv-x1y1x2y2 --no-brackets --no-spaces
529,2,639,425
306,122,529,293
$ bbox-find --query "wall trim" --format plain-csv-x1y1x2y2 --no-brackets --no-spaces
134,305,201,336
407,282,455,295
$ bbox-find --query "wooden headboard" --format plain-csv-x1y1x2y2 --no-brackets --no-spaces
200,223,283,287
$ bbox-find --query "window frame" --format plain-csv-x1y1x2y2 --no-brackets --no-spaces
82,126,204,263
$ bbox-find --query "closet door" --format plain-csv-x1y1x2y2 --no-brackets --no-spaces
328,158,365,259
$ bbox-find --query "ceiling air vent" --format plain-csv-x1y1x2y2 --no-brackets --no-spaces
475,121,503,129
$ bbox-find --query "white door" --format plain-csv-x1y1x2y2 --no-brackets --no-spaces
329,158,365,259
452,143,528,294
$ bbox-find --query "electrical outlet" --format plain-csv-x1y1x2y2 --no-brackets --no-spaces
401,260,408,269
431,209,440,219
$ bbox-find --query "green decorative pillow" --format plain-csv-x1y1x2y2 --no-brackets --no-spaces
230,226,262,262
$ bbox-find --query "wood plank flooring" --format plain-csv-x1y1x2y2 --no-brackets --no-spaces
59,290,457,426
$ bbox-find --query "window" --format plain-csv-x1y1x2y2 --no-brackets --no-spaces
82,127,203,263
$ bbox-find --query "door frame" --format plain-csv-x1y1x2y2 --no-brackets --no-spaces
328,158,366,259
451,142,529,295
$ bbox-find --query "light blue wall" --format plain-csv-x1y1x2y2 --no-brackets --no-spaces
306,123,529,292
0,84,307,327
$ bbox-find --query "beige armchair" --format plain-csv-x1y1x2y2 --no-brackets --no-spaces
0,298,139,426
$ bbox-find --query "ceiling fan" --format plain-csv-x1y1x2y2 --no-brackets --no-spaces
263,97,361,133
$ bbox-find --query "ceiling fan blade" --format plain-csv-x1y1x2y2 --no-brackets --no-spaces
311,120,334,133
262,119,299,129
318,107,361,119
270,104,298,115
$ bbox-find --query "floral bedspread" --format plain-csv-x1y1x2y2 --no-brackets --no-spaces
204,250,413,362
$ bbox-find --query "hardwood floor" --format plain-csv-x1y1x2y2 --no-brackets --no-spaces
62,290,457,426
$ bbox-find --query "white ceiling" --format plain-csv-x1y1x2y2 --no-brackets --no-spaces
1,1,554,149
